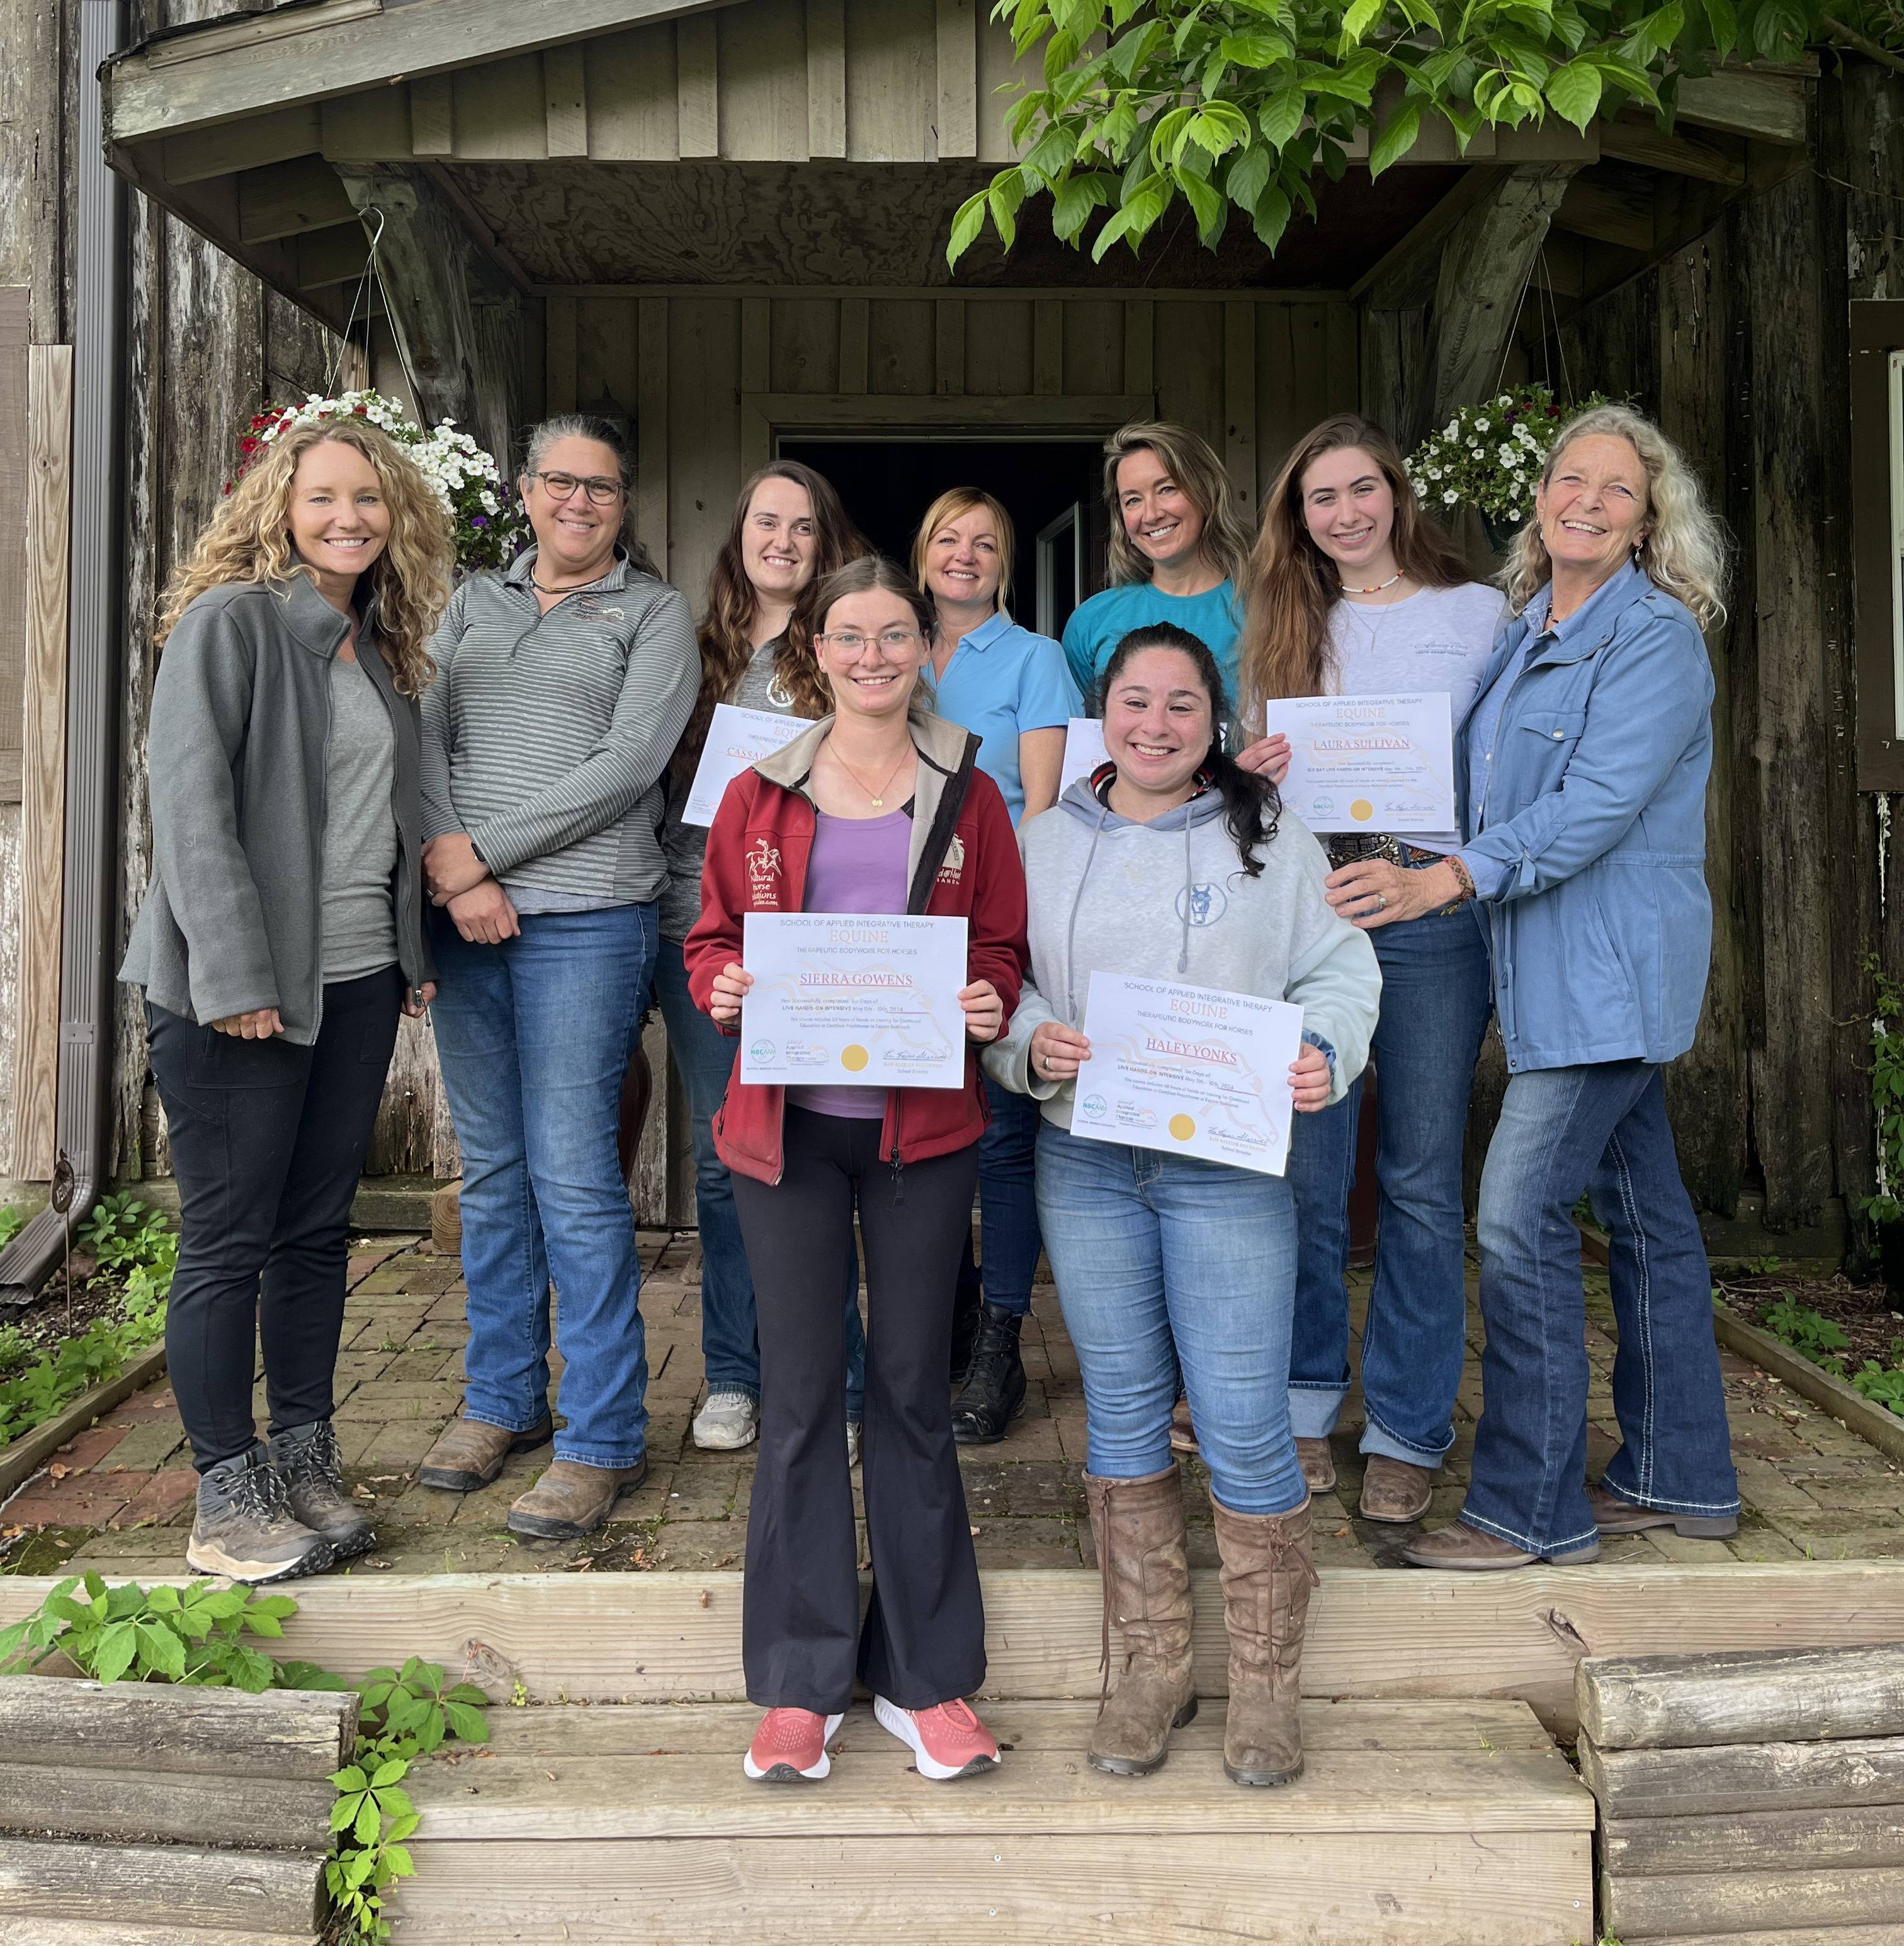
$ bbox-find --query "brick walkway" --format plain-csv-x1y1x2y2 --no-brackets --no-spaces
3,1231,1900,1580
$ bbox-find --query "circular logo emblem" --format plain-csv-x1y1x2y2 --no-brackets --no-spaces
1169,1112,1197,1141
1079,1093,1108,1122
1350,798,1376,823
1174,881,1228,927
749,1040,776,1065
840,1044,871,1073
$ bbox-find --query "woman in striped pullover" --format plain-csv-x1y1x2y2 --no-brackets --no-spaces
416,414,699,1541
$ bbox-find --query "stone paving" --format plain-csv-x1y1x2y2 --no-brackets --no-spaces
3,1229,1901,1581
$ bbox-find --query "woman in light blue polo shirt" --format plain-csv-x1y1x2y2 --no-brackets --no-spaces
913,487,1080,1444
1060,421,1255,707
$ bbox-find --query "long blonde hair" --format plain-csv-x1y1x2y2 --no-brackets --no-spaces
911,487,1015,616
156,419,454,696
1237,414,1471,727
1503,404,1729,628
1101,420,1254,590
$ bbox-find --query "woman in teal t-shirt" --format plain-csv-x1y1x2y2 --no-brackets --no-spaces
1061,421,1255,705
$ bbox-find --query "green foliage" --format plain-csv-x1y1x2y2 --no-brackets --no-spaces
0,1575,489,1946
1850,1360,1904,1416
1861,958,1904,1230
1761,1297,1851,1373
0,1196,176,1451
947,0,1887,268
0,1206,26,1250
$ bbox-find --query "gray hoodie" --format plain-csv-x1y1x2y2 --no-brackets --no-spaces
985,778,1381,1128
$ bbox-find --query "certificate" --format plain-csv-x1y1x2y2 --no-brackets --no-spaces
1058,717,1109,795
739,912,970,1091
1261,693,1454,834
682,704,807,827
1068,973,1303,1177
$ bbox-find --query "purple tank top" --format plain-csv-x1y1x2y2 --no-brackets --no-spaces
788,806,914,1119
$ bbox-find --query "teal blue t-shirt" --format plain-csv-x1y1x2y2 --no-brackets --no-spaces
1060,579,1244,708
928,610,1082,827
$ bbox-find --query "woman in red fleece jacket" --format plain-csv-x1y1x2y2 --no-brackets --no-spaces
687,554,1028,1787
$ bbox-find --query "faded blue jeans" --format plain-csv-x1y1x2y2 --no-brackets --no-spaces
1036,1123,1306,1516
956,1076,1045,1318
650,938,864,1417
1286,897,1492,1465
430,903,655,1469
1462,1060,1740,1555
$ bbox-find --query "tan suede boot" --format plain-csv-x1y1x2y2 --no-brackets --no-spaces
1084,1465,1198,1777
1211,1497,1320,1788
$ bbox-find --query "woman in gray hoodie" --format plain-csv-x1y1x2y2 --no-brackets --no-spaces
987,623,1380,1792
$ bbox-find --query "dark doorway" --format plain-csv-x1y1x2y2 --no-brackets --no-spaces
779,437,1106,640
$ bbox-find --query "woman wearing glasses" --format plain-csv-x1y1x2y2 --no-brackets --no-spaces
687,555,1028,1787
417,414,699,1542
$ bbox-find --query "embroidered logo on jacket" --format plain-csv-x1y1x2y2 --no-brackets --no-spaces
746,838,783,904
936,834,966,888
1176,881,1228,927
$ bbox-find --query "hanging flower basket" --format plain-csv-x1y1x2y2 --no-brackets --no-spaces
1405,387,1611,543
229,388,527,577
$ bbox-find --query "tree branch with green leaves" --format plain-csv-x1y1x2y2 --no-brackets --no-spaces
947,0,1874,268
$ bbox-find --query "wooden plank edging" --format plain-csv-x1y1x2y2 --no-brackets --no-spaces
0,1342,169,1503
1712,1300,1904,1468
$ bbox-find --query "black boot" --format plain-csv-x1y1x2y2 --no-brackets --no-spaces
949,1269,983,1385
951,1303,1026,1445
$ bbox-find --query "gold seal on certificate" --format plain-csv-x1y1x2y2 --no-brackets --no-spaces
1069,973,1305,1177
682,704,807,827
739,912,970,1091
1262,693,1455,834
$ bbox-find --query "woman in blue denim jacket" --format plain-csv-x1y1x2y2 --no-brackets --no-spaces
1316,404,1740,1571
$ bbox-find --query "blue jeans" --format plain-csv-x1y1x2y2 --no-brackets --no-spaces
1286,898,1491,1464
651,939,864,1416
430,904,656,1468
1036,1123,1305,1515
1463,1060,1740,1554
957,1076,1044,1317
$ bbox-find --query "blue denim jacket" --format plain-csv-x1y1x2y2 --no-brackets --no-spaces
1454,560,1713,1074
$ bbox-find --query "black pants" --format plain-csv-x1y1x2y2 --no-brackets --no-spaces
148,968,402,1472
731,1107,984,1714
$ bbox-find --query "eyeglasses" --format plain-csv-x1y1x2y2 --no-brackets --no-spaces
819,629,923,654
530,470,625,506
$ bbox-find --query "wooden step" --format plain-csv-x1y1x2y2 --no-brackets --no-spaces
394,1697,1594,1943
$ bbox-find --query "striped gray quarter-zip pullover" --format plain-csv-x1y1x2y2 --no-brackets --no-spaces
419,548,700,908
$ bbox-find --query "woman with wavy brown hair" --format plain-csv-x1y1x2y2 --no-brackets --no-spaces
121,417,453,1585
1233,414,1504,1528
657,460,871,1457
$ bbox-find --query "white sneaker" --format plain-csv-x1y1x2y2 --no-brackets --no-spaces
693,1390,760,1451
846,1418,863,1471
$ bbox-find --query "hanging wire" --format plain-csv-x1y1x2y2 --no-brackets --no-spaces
320,205,431,419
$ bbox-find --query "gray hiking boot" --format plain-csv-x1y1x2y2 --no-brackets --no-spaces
186,1444,334,1585
269,1418,375,1560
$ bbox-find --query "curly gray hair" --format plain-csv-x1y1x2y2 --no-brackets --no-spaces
1502,404,1729,628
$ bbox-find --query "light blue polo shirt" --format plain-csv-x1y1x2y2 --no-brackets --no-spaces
928,610,1082,827
1060,578,1244,707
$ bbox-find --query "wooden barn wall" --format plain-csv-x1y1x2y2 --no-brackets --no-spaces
544,290,1356,609
1509,60,1898,1248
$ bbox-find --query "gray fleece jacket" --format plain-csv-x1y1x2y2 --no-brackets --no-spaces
984,779,1381,1127
120,574,434,1045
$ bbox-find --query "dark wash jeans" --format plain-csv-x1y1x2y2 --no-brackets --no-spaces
149,968,402,1473
1463,1060,1740,1555
732,1109,985,1714
956,1074,1045,1319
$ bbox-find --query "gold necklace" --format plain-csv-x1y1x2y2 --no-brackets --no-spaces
828,740,912,810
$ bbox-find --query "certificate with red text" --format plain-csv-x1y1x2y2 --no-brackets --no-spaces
683,704,807,826
1261,693,1454,833
738,912,969,1090
1068,973,1303,1177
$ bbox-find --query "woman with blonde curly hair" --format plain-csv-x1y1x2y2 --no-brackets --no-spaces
121,416,453,1585
1356,404,1743,1573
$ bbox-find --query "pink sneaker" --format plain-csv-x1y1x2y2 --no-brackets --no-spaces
743,1707,844,1782
873,1695,1002,1780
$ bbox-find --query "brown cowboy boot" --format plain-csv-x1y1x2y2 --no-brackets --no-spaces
1211,1497,1320,1788
418,1413,554,1493
1084,1465,1199,1777
507,1456,649,1540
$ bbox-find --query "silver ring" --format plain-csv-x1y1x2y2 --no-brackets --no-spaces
1375,894,1388,911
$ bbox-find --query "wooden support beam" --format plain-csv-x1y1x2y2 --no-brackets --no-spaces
1580,1731,1904,1819
1123,298,1153,398
935,0,977,162
1554,174,1655,252
1676,69,1809,145
1601,114,1746,185
936,298,965,396
805,0,847,161
410,74,455,157
160,107,322,185
0,292,24,810
636,295,669,569
295,221,375,291
676,16,720,160
1033,298,1062,396
1578,1644,1904,1751
14,343,71,1182
0,1836,324,1934
543,48,590,159
235,157,356,245
740,297,770,395
838,297,870,395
